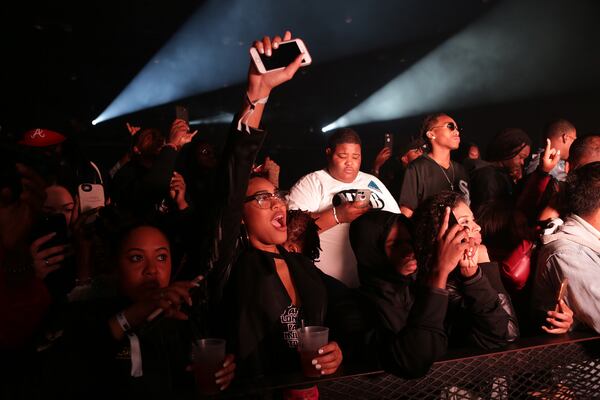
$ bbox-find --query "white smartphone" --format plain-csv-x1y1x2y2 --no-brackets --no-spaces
354,189,371,208
249,39,312,74
78,183,105,213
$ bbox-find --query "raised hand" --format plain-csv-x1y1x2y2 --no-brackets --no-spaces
372,147,392,175
167,119,198,151
540,138,561,173
169,172,189,210
247,31,303,100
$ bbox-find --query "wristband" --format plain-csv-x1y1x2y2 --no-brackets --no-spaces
237,92,269,133
332,207,341,224
116,312,143,377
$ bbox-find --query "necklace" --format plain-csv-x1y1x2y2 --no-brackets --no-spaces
437,161,455,191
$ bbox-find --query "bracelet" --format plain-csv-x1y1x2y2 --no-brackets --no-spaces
332,206,341,224
237,92,269,133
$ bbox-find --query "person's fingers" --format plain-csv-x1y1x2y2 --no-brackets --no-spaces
280,54,303,80
546,317,570,329
30,232,56,252
166,286,193,307
262,36,272,56
43,253,65,266
215,362,236,379
559,299,573,315
272,35,282,49
188,130,198,140
253,40,264,54
449,226,468,244
36,244,68,260
282,30,292,41
438,207,451,240
544,138,551,155
541,325,566,334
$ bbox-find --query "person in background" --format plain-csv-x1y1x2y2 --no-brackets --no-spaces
412,191,519,349
525,118,576,182
532,162,600,334
35,222,235,398
288,128,400,288
399,113,470,218
283,209,322,262
469,128,532,212
372,135,426,199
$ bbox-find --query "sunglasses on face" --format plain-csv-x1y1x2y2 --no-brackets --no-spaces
430,122,459,132
244,190,289,209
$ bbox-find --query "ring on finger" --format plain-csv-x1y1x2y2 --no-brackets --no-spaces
44,259,49,266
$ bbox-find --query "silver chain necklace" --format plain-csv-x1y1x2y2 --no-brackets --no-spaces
437,161,455,191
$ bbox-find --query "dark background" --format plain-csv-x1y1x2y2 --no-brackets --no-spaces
2,0,600,189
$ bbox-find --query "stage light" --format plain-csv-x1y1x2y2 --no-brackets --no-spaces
322,0,600,132
93,0,499,124
189,112,235,126
91,118,99,126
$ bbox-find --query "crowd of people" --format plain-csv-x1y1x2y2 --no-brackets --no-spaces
2,30,600,399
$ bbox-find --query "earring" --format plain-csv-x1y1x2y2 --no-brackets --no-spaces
239,223,250,248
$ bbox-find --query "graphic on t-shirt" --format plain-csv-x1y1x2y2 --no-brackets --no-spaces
332,189,385,209
281,304,300,348
367,180,382,193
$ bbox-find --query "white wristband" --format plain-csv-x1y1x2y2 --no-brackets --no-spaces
332,206,341,224
237,92,269,133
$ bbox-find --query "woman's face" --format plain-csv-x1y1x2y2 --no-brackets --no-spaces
452,201,482,244
43,185,76,226
385,221,417,276
243,177,288,251
118,226,171,302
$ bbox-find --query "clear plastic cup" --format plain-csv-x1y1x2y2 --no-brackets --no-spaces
297,326,329,378
192,338,226,395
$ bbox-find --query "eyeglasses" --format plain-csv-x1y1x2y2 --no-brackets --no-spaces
430,122,459,132
244,190,289,209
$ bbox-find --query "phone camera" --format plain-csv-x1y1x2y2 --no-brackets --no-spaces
82,184,92,192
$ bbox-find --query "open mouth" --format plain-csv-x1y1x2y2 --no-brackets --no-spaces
271,212,287,231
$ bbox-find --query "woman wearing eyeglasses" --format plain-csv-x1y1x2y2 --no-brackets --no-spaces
220,175,343,382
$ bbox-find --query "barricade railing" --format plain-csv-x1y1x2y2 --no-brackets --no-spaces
225,332,600,399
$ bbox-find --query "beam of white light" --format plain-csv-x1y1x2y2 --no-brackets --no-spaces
323,0,600,131
189,112,235,125
93,0,499,124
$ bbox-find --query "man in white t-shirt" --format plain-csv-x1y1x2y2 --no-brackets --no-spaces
288,128,400,288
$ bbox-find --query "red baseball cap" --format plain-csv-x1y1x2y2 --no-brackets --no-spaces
18,128,66,147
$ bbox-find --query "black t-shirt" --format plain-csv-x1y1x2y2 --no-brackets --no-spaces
469,165,514,212
399,154,470,210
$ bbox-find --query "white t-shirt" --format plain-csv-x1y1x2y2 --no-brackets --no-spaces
288,169,400,288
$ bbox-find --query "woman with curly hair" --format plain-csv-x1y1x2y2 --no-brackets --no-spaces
412,191,520,349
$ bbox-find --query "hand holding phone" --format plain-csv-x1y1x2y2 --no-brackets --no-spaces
353,189,371,208
554,278,569,312
175,105,189,123
78,183,105,214
30,214,70,280
250,38,312,74
384,133,394,151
